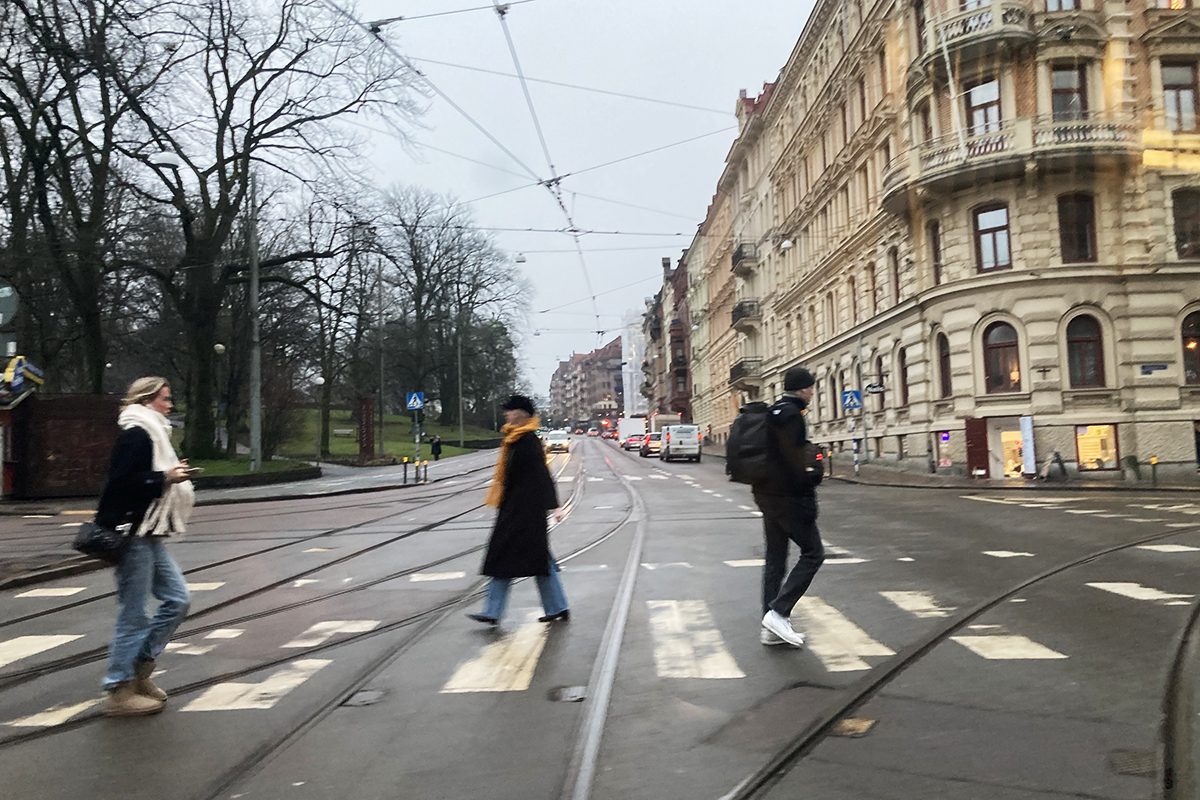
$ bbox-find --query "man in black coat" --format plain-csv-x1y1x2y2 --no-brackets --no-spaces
469,395,569,625
754,366,823,648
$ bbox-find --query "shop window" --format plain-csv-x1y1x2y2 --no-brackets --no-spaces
1058,193,1097,263
974,204,1012,272
965,78,1002,136
1174,189,1200,258
1183,310,1200,385
897,348,910,406
928,220,943,284
1066,315,1105,387
1075,424,1119,470
983,321,1020,393
938,333,952,397
1164,63,1198,132
1051,64,1088,121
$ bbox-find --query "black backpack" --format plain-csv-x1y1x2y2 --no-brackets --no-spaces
726,400,824,487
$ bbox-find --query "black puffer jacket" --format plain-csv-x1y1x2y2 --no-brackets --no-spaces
94,427,165,534
753,395,817,499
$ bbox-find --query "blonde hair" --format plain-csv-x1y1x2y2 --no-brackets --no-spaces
123,376,170,408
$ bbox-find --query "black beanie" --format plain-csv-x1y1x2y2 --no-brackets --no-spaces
501,394,536,415
783,367,816,391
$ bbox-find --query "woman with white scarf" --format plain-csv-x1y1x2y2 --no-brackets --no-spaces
96,377,195,716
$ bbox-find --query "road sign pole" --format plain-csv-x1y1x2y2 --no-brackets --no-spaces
857,333,869,464
852,420,860,477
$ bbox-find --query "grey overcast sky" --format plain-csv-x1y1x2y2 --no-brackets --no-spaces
353,0,816,395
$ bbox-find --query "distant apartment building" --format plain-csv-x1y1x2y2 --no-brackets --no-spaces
641,258,693,422
673,0,1200,478
622,309,649,417
548,337,624,423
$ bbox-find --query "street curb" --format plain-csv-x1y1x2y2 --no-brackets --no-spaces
0,557,107,592
826,474,1200,492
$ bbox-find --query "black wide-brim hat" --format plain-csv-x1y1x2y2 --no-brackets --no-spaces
501,394,536,415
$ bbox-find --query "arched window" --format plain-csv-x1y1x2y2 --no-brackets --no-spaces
897,348,910,405
938,333,953,398
866,264,878,316
875,355,886,410
983,322,1021,393
829,377,839,419
1066,315,1105,387
848,276,858,325
889,247,901,303
1183,310,1200,385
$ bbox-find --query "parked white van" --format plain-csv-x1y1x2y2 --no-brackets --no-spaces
660,425,701,462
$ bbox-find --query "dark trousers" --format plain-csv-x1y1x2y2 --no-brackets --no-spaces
753,492,824,617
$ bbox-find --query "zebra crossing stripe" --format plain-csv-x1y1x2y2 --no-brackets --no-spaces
440,611,550,693
282,620,380,648
0,635,84,669
181,659,332,711
880,591,955,618
951,635,1067,660
794,597,894,672
5,698,104,728
646,600,744,679
1086,582,1194,606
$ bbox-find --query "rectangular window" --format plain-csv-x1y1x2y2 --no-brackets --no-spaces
857,78,867,126
974,204,1012,271
1058,194,1097,263
961,0,986,9
1046,0,1079,10
966,79,1002,135
1075,424,1119,471
914,1,927,56
1175,190,1200,258
928,220,943,284
920,105,934,143
1051,64,1088,121
1165,63,1198,132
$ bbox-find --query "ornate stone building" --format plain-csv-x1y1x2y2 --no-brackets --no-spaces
683,0,1200,478
549,338,624,424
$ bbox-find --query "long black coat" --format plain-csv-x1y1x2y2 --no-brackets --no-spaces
481,431,559,578
95,427,165,534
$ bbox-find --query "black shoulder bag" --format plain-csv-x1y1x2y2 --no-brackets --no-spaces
72,520,132,565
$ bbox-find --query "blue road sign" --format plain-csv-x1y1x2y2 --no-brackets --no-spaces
841,390,862,411
406,392,424,410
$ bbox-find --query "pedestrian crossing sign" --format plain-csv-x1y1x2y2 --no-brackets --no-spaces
841,390,862,411
406,392,424,410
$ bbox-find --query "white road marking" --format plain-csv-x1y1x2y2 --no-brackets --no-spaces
292,579,320,588
165,643,216,655
1011,598,1027,603
0,635,85,669
725,498,735,502
587,477,605,482
645,600,744,679
593,505,613,509
968,624,1004,631
5,698,104,728
751,511,763,517
186,582,225,592
1095,514,1130,519
15,587,86,598
60,523,78,527
641,562,693,570
724,559,765,568
826,557,868,564
701,489,715,494
205,629,244,639
795,597,894,672
410,572,467,582
897,557,916,562
648,474,668,480
1087,582,1194,606
738,505,754,511
1138,544,1200,553
1127,518,1166,523
952,635,1067,659
983,550,1035,558
557,477,574,483
182,659,332,711
1167,523,1197,528
1064,509,1103,515
22,514,52,518
624,476,643,481
440,611,549,693
880,591,955,618
826,546,852,555
282,620,380,648
562,564,609,572
962,496,1019,505
303,547,331,553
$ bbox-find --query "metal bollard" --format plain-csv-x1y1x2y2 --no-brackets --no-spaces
1151,456,1158,486
422,460,429,483
403,457,409,485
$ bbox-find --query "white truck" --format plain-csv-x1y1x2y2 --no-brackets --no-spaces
617,416,647,448
648,412,681,433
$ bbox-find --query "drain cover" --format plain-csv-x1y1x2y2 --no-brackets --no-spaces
1107,749,1155,777
830,718,877,738
343,689,386,707
549,685,587,702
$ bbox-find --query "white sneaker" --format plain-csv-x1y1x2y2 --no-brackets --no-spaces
762,610,805,647
760,628,787,646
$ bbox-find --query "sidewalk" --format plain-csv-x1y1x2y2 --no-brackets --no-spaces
0,450,498,590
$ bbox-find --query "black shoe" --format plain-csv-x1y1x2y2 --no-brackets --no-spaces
539,610,570,623
467,613,499,625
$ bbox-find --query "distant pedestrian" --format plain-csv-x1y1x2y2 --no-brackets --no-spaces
430,435,443,461
754,367,823,648
469,395,569,625
96,377,196,716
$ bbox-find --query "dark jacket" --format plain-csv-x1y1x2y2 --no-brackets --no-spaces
753,395,817,499
430,438,442,456
95,426,165,533
481,431,559,578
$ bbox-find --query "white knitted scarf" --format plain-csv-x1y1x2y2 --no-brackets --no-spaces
117,403,195,537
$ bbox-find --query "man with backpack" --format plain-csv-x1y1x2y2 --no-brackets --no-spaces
726,366,823,648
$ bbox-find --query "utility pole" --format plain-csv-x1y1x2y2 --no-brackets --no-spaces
249,174,262,472
377,241,385,456
457,329,465,448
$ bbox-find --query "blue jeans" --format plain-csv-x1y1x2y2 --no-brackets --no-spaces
481,559,568,620
103,537,190,690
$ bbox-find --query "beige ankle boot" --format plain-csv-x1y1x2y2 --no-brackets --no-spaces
105,681,165,716
133,660,168,701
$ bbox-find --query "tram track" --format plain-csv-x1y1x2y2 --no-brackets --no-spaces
720,523,1200,800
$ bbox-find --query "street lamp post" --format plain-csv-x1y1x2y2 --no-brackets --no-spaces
214,343,226,451
314,376,326,463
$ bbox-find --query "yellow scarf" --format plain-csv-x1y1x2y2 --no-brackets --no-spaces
485,416,541,507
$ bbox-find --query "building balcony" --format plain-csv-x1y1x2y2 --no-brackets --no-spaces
671,355,688,371
732,242,759,277
731,300,762,333
909,0,1034,84
728,357,764,390
882,113,1142,213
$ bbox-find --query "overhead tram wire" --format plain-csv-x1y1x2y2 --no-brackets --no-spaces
365,0,541,27
537,275,663,313
490,1,602,342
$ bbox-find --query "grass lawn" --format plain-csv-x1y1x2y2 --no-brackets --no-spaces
188,458,312,477
279,408,499,463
